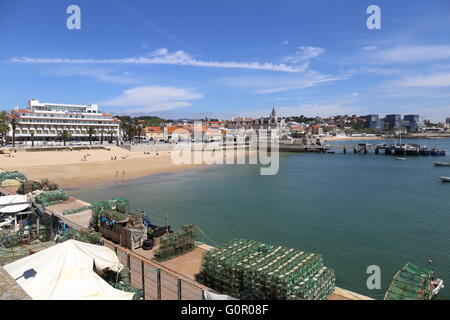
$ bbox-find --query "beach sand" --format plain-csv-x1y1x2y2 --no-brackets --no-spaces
0,146,249,190
0,146,201,189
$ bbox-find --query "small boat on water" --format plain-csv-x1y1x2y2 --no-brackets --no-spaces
434,161,450,167
439,176,450,182
433,278,445,296
396,158,407,161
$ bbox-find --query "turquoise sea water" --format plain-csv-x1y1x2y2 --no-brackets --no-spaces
71,139,450,299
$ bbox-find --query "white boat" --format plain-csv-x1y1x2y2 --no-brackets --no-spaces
432,278,445,296
434,161,450,167
439,176,450,182
396,158,407,161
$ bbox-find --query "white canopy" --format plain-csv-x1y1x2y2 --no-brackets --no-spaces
0,195,30,214
3,239,134,300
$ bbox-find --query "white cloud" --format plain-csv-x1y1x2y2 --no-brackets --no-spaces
100,86,203,113
362,46,378,51
281,40,290,46
48,66,139,84
394,72,450,87
219,71,345,94
282,46,325,64
9,48,308,73
363,45,450,64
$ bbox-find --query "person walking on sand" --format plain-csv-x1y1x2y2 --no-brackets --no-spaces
115,171,119,178
122,170,125,177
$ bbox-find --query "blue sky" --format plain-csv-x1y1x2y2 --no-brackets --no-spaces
1,0,450,121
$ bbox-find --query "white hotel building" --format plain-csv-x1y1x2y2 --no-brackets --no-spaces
11,99,120,143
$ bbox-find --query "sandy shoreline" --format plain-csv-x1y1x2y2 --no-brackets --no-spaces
0,146,206,190
1,146,250,190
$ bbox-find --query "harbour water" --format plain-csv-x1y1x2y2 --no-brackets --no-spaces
72,139,450,299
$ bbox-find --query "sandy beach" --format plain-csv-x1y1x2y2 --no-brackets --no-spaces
0,146,252,190
0,146,206,189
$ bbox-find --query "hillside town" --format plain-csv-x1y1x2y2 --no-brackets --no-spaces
1,99,450,147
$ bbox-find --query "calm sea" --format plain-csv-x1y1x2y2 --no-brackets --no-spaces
72,139,450,299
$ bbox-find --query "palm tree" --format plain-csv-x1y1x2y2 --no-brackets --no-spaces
86,127,96,145
0,111,9,146
8,116,19,147
30,130,35,147
137,124,144,143
58,130,72,146
109,129,116,144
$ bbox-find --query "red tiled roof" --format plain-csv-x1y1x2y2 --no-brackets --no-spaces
145,126,163,133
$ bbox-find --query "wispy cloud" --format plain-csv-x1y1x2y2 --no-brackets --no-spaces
358,45,450,65
48,66,139,84
282,46,325,64
219,71,345,94
100,85,203,113
9,48,308,73
393,72,450,87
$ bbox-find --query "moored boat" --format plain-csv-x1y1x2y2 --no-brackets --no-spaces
434,161,450,167
439,176,450,182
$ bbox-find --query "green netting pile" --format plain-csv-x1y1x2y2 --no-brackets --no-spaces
59,228,101,245
384,262,434,300
63,205,92,215
197,239,335,300
154,224,199,261
0,171,27,185
35,190,69,206
89,197,130,231
1,179,22,188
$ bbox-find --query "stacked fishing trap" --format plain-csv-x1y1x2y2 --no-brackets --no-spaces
384,262,435,300
35,190,69,206
197,239,335,300
154,224,199,261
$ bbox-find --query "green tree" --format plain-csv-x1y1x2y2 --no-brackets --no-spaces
86,127,96,145
30,130,35,147
58,130,72,146
8,116,19,147
0,111,10,146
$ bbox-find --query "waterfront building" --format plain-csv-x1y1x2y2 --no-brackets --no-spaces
145,126,164,141
251,107,288,138
446,118,450,125
363,114,379,122
363,114,384,131
385,114,402,130
167,126,191,141
402,115,423,133
11,99,120,143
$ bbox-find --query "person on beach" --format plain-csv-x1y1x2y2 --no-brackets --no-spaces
115,171,119,178
122,170,125,177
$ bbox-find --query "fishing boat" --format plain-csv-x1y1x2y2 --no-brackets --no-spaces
434,161,450,167
439,176,450,182
432,278,445,296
